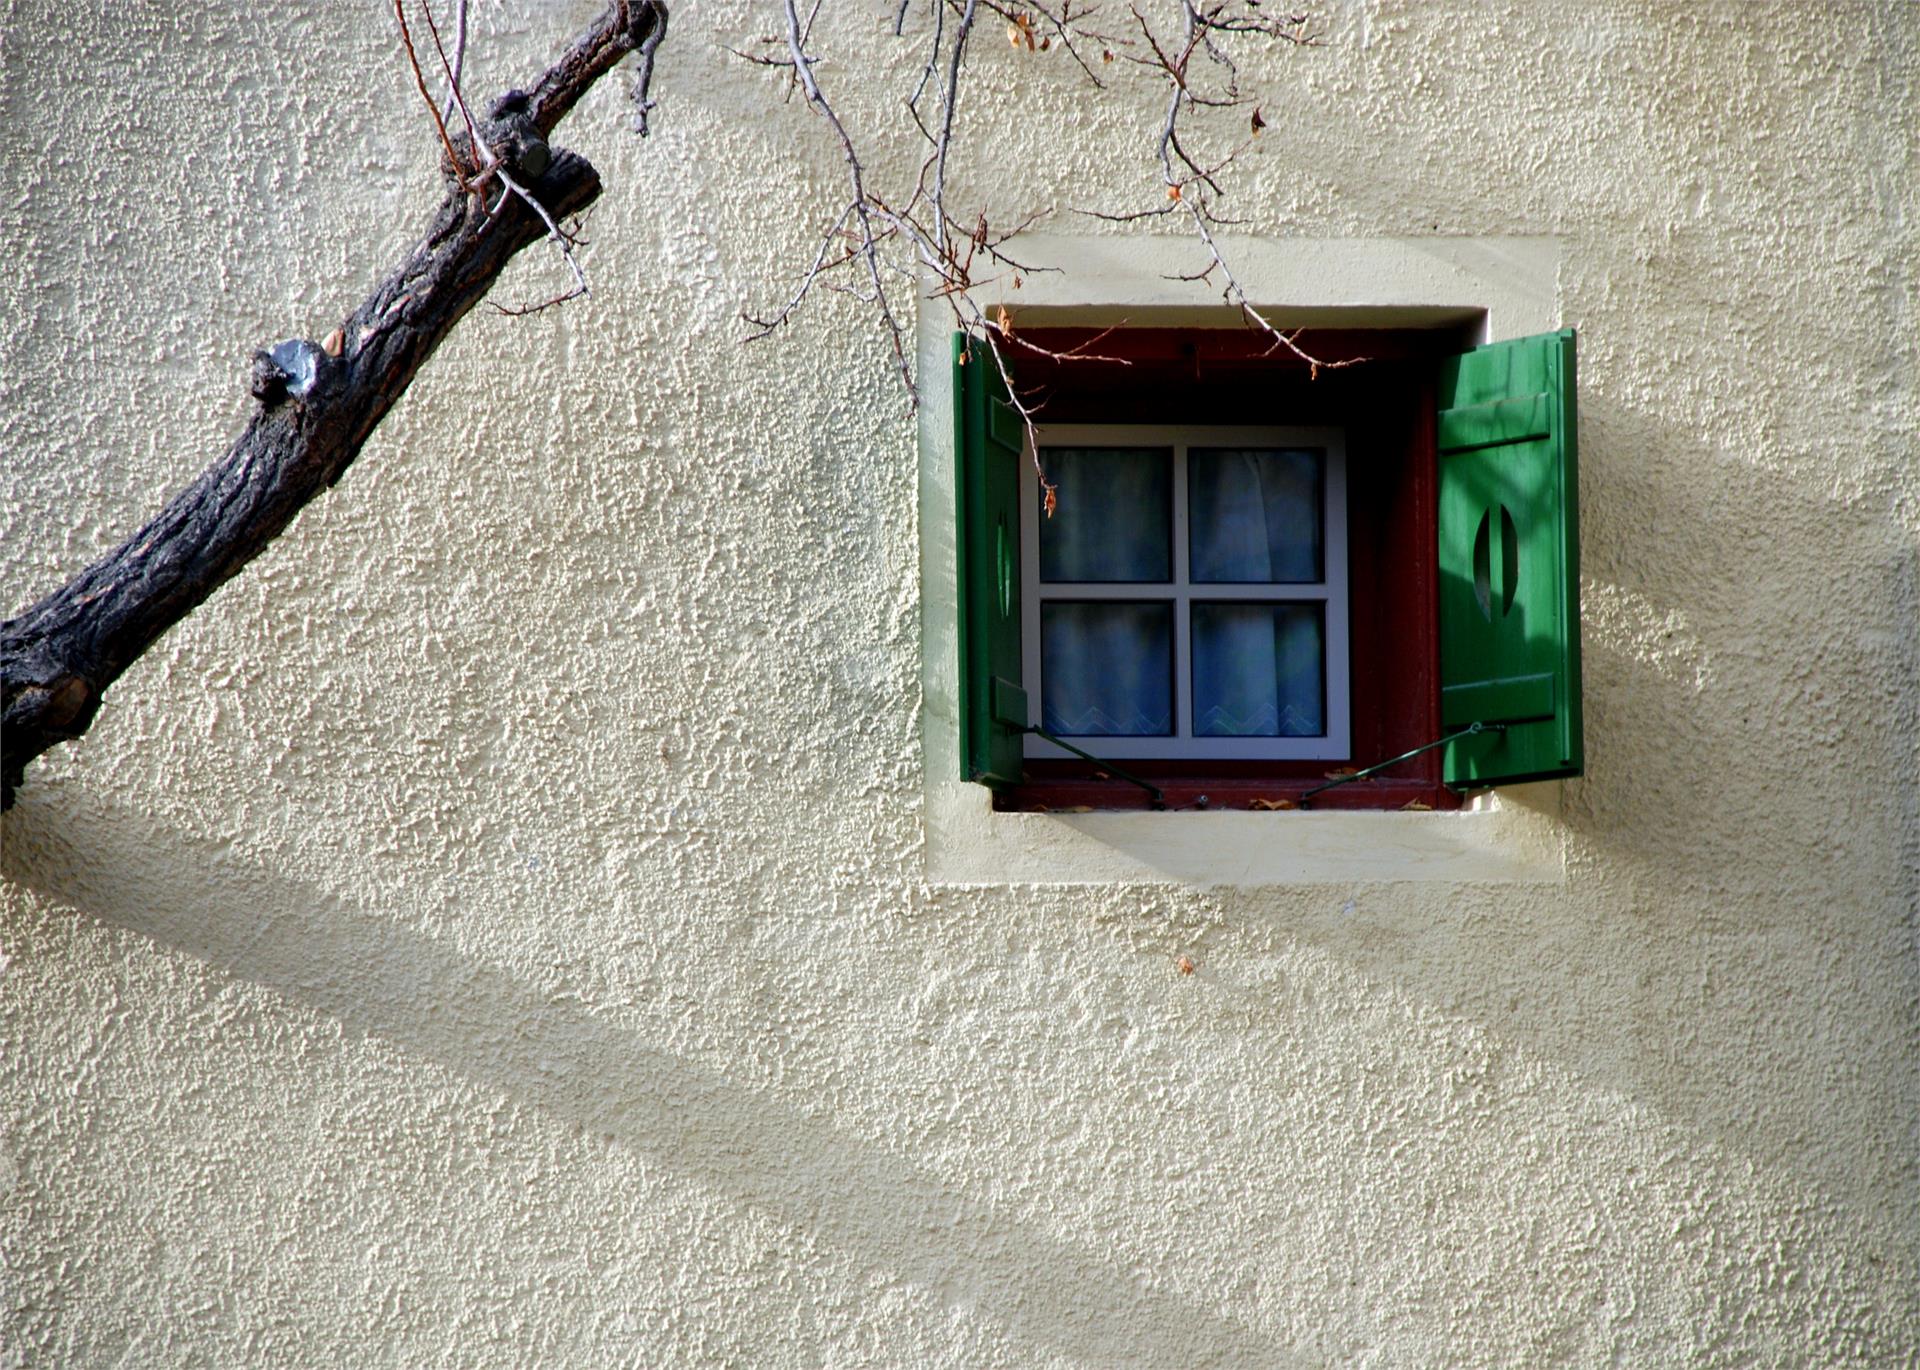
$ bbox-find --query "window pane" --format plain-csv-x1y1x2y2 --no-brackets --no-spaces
1191,603,1325,737
1038,447,1172,583
1041,601,1174,736
1188,448,1322,583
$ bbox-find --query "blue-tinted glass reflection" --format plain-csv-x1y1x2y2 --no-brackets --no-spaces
1191,603,1324,737
1038,447,1172,582
1041,601,1174,736
1189,448,1322,583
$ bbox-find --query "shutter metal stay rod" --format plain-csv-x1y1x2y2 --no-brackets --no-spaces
1021,726,1167,809
1298,722,1505,807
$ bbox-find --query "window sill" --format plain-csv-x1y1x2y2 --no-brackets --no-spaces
925,778,1566,886
997,776,1463,813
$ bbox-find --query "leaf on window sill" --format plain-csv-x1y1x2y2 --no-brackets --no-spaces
1323,768,1358,780
1401,799,1434,811
1249,797,1295,811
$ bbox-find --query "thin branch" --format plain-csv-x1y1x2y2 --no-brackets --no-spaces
767,0,913,397
741,203,858,338
1097,0,1352,374
394,0,473,184
488,166,591,314
931,0,979,261
422,0,483,156
439,0,469,126
907,0,947,115
628,0,669,133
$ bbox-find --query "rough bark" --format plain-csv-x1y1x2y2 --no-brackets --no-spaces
0,0,664,810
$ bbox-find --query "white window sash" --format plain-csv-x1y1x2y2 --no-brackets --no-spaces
1020,424,1351,762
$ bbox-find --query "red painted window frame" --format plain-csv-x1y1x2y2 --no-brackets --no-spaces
995,327,1470,813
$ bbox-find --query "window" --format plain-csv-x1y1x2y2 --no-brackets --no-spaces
955,326,1583,811
1021,426,1351,761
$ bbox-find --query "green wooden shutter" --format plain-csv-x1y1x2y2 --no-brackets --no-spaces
954,333,1028,786
1436,328,1583,789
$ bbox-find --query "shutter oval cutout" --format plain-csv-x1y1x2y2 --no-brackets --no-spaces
1473,509,1493,621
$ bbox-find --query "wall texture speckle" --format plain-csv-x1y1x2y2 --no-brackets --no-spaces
3,0,1916,1363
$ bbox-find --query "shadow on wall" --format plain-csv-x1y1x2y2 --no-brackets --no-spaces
0,797,1307,1369
1229,391,1920,1228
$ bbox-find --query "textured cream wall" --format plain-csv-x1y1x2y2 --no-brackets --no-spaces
3,0,1917,1363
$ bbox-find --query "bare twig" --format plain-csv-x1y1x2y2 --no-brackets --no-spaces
394,0,473,184
629,0,669,133
761,0,913,397
907,0,947,124
930,0,978,261
488,166,591,314
439,0,469,126
422,0,484,158
1091,0,1352,374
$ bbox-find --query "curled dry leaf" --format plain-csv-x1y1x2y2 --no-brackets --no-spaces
1249,797,1295,811
1175,955,1196,976
1102,48,1114,62
1042,481,1058,519
1251,106,1266,135
1323,767,1358,779
1167,183,1183,201
322,327,345,357
995,304,1012,339
1401,799,1434,811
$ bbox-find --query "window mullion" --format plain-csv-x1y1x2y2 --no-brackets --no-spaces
1173,440,1192,743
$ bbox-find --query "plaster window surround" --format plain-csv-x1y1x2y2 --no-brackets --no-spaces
917,235,1572,885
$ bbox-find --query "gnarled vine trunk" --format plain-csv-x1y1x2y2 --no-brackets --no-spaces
0,1,665,810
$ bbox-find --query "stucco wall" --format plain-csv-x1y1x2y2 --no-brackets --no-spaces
2,0,1916,1363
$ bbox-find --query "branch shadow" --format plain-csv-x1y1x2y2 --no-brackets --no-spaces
1,796,1306,1368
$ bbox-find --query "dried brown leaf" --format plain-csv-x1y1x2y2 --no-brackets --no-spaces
1175,955,1196,976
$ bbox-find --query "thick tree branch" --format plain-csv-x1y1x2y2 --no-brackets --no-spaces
0,0,666,810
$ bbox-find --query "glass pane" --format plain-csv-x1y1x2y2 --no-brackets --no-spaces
1038,447,1172,583
1191,603,1324,737
1188,448,1322,583
1040,601,1174,736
